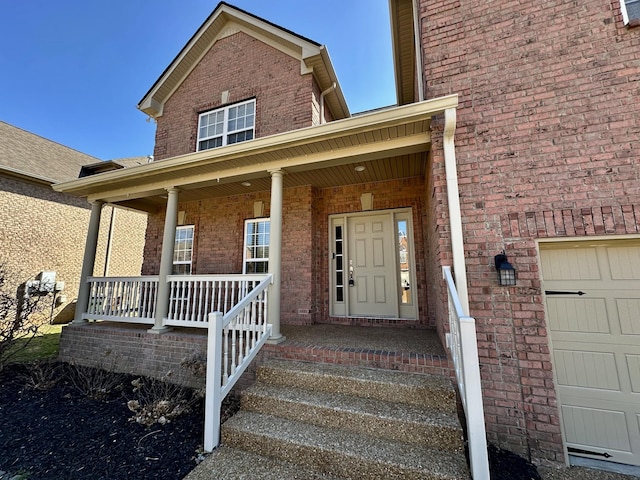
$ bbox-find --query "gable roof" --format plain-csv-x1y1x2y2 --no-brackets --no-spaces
138,1,349,120
0,121,99,184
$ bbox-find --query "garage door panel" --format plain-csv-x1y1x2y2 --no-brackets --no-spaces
618,298,640,335
543,249,601,280
607,246,640,280
554,349,620,390
541,241,640,466
627,355,640,393
562,405,632,452
547,297,610,333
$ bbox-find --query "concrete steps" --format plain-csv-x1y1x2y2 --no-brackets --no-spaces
216,359,469,480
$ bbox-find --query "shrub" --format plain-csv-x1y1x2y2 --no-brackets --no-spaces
0,264,50,371
65,354,126,401
20,360,61,390
127,373,202,427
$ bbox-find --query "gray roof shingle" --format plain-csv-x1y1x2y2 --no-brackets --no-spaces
0,121,100,183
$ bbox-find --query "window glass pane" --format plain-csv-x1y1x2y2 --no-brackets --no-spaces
244,219,270,273
334,224,344,303
396,219,411,305
173,226,194,275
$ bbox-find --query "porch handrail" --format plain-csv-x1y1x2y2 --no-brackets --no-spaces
166,274,268,327
204,274,273,452
84,276,159,323
443,266,489,480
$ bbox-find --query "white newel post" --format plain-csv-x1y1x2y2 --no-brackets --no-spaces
73,200,104,324
267,169,285,343
150,187,180,334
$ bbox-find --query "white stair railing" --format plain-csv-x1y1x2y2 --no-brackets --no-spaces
204,274,273,452
443,266,490,480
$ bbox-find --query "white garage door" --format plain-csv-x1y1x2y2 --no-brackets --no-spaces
540,240,640,467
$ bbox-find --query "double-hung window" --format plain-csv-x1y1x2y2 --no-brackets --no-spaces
243,218,270,274
621,0,640,24
197,99,255,151
173,225,194,274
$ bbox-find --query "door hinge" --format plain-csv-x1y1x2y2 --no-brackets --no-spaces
568,447,612,459
545,290,586,296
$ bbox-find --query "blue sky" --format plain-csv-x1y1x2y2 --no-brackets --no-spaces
0,1,396,160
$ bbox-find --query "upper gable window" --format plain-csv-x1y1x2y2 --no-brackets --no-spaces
621,0,640,25
197,99,255,151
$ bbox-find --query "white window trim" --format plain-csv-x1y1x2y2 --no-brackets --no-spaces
197,99,256,151
242,218,270,274
621,0,640,24
173,225,194,274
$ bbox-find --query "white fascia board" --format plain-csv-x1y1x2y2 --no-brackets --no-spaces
56,94,458,195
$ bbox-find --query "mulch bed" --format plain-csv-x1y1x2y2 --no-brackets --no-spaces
0,362,236,480
0,361,542,480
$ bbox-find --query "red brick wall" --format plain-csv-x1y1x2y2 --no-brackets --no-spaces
313,177,431,327
419,0,640,464
141,178,432,328
153,31,319,160
142,186,316,325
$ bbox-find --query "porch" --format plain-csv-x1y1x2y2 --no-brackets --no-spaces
57,320,453,391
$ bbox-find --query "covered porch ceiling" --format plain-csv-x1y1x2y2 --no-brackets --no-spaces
54,95,458,213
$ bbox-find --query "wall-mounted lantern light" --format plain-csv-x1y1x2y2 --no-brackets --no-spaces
494,251,516,286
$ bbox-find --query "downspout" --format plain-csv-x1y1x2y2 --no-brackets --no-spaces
319,82,336,124
443,107,469,314
413,0,425,101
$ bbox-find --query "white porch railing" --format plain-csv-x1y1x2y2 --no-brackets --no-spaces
204,274,273,452
83,274,269,328
166,274,267,327
443,266,490,480
84,276,159,323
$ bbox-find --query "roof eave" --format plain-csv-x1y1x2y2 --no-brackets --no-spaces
56,94,458,198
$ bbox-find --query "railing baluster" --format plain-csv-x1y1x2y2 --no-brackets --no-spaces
223,326,230,383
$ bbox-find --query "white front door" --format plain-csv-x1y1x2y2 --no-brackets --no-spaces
540,240,640,467
348,214,398,317
329,209,417,320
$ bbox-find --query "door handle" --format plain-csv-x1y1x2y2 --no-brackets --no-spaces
349,260,354,286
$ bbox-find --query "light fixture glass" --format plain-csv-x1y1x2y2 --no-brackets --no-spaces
354,165,366,172
494,252,516,286
241,181,251,187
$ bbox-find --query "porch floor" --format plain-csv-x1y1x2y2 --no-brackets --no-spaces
280,324,446,357
264,324,452,378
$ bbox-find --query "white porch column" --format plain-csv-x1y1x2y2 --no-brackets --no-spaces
73,200,104,324
267,169,285,343
149,187,180,334
443,107,470,314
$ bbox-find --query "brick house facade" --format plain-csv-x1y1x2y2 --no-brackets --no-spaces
55,0,640,470
396,0,640,466
0,121,148,322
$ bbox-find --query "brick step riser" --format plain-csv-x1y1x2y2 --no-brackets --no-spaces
266,344,454,378
241,391,464,451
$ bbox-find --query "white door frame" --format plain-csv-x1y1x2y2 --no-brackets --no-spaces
329,208,418,320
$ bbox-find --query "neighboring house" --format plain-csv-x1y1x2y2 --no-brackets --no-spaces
0,121,148,322
53,0,640,471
